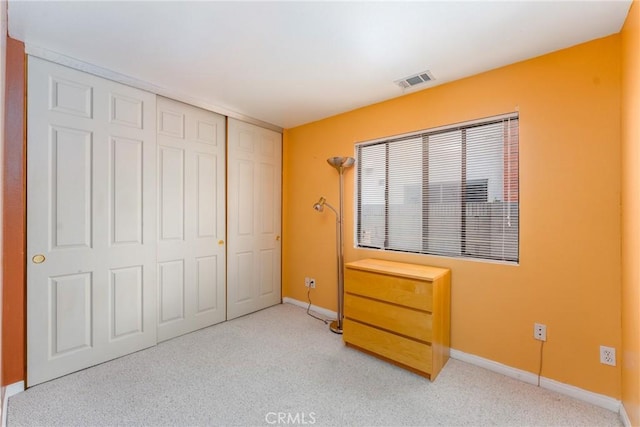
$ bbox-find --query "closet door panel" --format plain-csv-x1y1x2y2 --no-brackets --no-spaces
27,57,157,386
227,119,282,320
156,97,226,341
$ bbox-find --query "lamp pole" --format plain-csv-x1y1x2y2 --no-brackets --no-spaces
326,157,354,334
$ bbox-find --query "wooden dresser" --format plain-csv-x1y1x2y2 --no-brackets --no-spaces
343,258,451,380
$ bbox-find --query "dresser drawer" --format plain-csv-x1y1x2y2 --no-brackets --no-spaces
344,293,432,342
345,268,433,312
344,319,433,375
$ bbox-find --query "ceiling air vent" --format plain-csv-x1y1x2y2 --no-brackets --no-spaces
395,70,435,89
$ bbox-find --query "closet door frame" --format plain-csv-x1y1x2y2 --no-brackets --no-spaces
23,50,284,385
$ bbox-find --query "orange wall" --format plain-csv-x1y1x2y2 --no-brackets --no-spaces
2,36,25,386
622,1,640,424
283,35,622,397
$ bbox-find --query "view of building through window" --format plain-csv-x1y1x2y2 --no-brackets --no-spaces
356,115,519,263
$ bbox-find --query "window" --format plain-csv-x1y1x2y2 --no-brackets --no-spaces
355,114,519,263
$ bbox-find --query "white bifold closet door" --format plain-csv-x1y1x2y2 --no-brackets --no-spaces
156,97,226,341
27,57,157,386
227,118,282,320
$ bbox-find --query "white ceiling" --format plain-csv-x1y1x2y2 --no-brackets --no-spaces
8,1,632,129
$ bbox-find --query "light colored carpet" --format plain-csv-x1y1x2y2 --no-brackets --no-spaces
8,303,621,426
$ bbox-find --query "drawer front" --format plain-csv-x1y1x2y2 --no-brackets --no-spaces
344,319,432,374
344,293,432,342
345,268,433,311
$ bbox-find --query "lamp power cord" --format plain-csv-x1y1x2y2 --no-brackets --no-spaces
537,340,544,387
306,287,332,325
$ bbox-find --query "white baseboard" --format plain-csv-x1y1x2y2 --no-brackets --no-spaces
450,349,621,413
283,297,337,320
620,403,632,427
2,381,24,427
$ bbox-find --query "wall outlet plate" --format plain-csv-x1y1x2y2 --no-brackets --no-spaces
600,346,616,366
534,323,547,341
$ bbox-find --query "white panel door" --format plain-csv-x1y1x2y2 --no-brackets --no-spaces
227,118,282,320
27,57,157,386
156,97,226,341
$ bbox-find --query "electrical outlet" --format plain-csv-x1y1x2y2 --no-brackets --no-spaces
600,346,616,366
304,277,310,288
533,323,547,341
309,278,316,288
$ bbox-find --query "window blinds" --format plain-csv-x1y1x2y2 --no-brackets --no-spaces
356,114,519,263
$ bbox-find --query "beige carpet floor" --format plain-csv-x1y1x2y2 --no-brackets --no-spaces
8,303,622,426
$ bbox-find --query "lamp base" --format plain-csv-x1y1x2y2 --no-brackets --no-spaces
329,320,343,334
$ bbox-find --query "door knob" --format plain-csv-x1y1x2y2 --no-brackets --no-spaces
276,235,281,241
32,254,46,264
218,240,224,245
